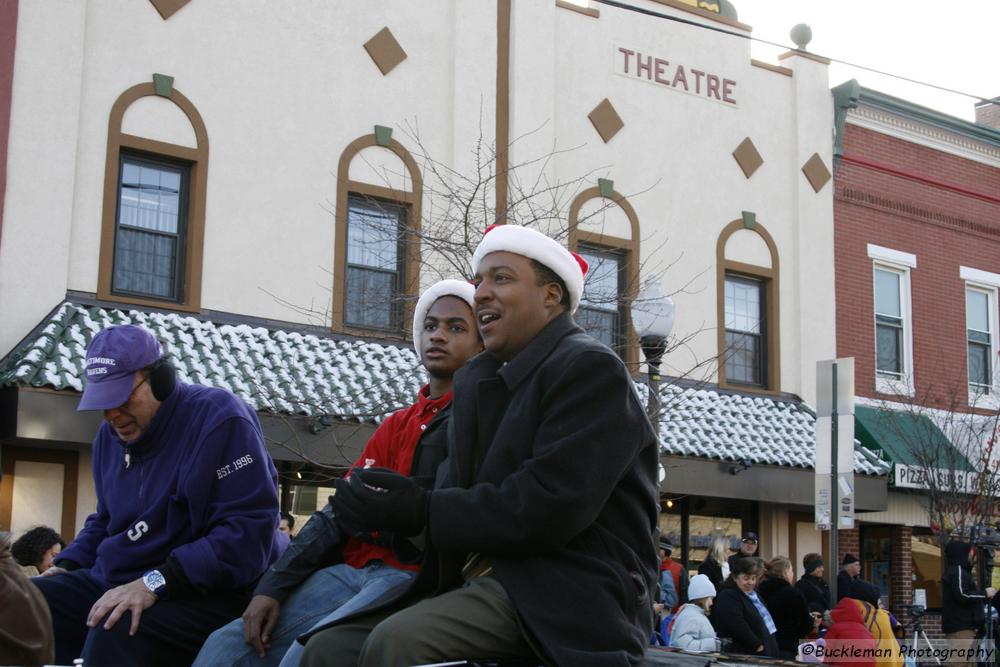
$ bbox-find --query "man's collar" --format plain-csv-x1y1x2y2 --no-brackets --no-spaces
497,312,581,389
416,384,452,411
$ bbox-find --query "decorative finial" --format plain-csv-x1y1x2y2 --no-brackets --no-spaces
790,23,813,50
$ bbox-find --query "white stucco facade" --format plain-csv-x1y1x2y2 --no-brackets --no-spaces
0,0,836,404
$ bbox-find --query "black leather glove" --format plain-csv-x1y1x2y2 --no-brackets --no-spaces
330,468,429,537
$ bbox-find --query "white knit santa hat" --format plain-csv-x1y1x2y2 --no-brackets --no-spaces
412,279,477,357
471,225,588,314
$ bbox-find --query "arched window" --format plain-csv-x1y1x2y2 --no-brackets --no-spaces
568,186,640,365
333,134,422,335
716,218,780,392
98,81,208,311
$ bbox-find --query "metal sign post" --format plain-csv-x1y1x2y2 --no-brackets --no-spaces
816,358,855,602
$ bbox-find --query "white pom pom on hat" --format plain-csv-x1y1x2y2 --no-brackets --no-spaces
412,279,477,357
471,224,588,314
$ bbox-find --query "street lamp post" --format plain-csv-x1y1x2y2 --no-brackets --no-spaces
630,283,676,426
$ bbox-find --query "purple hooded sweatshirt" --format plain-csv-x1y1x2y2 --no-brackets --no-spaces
58,382,280,593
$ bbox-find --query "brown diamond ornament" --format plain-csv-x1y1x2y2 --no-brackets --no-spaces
732,137,763,179
588,99,624,143
364,27,408,76
148,0,190,20
802,153,831,193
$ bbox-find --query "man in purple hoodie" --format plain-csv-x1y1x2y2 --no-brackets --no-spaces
33,324,281,667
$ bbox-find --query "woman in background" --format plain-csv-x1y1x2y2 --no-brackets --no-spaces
758,556,818,659
698,536,731,590
11,526,64,576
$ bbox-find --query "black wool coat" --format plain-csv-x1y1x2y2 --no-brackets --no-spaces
837,570,858,601
758,577,814,659
427,313,660,667
795,572,831,613
710,582,779,657
698,557,725,591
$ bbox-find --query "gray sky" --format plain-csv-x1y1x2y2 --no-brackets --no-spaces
734,0,1000,122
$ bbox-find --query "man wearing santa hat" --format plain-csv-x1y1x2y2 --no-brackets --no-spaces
307,225,659,667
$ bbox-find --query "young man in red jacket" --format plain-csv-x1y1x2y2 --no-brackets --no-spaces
193,279,482,667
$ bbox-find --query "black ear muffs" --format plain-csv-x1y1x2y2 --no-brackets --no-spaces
148,357,177,402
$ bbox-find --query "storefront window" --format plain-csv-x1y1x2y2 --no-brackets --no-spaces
911,530,943,609
861,526,892,604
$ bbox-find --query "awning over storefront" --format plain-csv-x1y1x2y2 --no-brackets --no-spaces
854,405,976,491
650,382,891,509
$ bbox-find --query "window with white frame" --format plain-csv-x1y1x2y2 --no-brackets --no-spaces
868,245,915,394
874,267,905,380
966,286,993,394
724,274,767,387
960,266,1000,404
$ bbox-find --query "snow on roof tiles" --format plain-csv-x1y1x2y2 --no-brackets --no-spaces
1,302,888,475
0,302,423,423
636,380,887,476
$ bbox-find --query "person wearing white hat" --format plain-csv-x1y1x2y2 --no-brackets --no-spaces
669,574,722,652
194,279,481,667
316,225,659,667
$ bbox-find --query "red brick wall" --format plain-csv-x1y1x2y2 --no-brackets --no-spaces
838,527,860,559
889,526,913,618
835,123,1000,412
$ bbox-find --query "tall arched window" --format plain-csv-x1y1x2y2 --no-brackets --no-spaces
716,219,780,392
333,134,422,335
568,186,640,366
98,81,208,311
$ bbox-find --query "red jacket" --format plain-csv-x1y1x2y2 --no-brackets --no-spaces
340,386,451,571
662,557,685,613
823,597,877,667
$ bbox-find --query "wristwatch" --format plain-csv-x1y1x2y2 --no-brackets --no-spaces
142,569,167,598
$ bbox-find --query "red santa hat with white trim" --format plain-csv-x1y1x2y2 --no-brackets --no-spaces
412,279,477,357
471,224,588,314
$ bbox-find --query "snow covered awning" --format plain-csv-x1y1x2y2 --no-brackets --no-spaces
638,382,889,476
0,302,424,424
1,302,890,476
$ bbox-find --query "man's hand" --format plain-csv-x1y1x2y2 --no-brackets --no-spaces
86,578,157,636
242,595,281,658
987,587,997,599
39,566,67,577
330,468,428,537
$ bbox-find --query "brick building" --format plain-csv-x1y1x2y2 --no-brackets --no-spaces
832,81,1000,630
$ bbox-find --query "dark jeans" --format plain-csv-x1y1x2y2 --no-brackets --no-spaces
33,568,249,667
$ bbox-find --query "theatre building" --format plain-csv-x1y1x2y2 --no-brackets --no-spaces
0,0,885,571
832,82,1000,627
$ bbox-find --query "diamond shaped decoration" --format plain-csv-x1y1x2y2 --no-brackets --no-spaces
732,137,763,179
364,27,407,76
802,153,832,193
148,0,191,20
588,99,624,144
